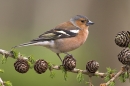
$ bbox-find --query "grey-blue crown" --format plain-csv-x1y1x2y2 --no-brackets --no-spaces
71,15,88,21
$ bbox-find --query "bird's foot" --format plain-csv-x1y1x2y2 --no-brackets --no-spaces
64,52,72,56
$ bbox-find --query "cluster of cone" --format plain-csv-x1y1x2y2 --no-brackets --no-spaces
14,55,99,74
115,31,130,65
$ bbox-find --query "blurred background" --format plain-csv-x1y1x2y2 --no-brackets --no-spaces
0,0,130,86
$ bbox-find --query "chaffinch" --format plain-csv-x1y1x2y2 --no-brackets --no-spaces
13,15,94,61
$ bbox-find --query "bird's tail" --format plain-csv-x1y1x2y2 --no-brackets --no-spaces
12,41,37,49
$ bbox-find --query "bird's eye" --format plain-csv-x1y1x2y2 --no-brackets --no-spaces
81,20,85,23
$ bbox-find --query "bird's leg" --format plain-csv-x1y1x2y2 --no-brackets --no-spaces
56,53,62,62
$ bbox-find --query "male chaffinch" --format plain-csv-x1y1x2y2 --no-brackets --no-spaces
13,15,94,61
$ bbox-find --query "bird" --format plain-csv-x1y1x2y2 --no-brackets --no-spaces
12,15,94,62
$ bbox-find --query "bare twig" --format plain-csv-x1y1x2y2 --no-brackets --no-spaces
106,70,123,85
89,77,93,86
0,48,129,86
100,66,127,86
0,77,4,86
51,65,106,77
0,49,13,57
0,48,106,77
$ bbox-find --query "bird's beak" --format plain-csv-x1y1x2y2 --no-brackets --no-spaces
87,20,94,26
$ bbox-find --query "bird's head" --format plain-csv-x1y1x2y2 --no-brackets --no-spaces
70,15,94,29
